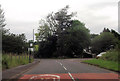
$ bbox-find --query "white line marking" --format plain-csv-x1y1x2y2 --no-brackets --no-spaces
63,66,67,70
68,72,75,81
60,63,62,66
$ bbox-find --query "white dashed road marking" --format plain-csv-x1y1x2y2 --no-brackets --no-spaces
63,66,67,70
68,72,75,81
56,61,76,81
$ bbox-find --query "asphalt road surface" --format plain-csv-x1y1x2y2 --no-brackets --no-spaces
19,59,119,81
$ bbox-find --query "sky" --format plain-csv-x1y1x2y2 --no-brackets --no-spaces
0,0,119,40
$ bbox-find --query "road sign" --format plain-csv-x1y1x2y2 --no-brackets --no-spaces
28,48,34,52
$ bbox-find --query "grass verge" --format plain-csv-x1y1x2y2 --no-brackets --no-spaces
82,59,119,72
2,54,34,70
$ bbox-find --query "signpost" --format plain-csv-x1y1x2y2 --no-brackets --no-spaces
28,41,34,63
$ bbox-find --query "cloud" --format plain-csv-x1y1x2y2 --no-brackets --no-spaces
5,19,38,40
88,2,117,10
1,0,118,40
75,1,118,34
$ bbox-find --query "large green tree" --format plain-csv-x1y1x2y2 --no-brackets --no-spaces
46,5,75,35
36,6,90,58
57,20,90,57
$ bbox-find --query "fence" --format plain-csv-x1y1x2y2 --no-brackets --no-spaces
2,53,34,70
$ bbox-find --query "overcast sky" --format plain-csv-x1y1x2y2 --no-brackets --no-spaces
0,0,119,40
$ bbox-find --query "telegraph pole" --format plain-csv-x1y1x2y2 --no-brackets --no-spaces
33,29,34,58
33,29,34,42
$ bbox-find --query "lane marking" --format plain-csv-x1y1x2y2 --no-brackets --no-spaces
68,72,75,81
63,66,67,70
60,63,62,66
56,60,75,81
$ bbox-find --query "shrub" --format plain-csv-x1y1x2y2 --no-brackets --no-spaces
100,49,120,62
2,54,34,69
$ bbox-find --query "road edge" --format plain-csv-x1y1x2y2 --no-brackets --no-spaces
2,59,40,79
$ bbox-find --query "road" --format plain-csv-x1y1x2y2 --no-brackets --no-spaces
19,59,119,81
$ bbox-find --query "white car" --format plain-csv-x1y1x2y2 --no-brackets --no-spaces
96,52,106,58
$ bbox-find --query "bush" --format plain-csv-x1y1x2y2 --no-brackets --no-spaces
100,49,120,62
91,32,119,54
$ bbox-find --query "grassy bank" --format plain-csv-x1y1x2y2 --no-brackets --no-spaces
83,59,119,72
2,54,34,70
100,49,119,62
82,49,120,72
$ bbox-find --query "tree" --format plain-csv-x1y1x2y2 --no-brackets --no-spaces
35,19,52,42
91,32,119,54
2,33,28,54
111,29,120,40
57,20,90,57
90,34,99,40
46,5,75,35
0,5,5,28
36,5,75,42
36,6,90,58
36,35,57,58
0,5,7,35
103,28,110,33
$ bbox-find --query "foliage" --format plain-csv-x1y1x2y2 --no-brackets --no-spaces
2,33,28,54
36,6,90,58
90,34,99,40
111,29,120,40
57,20,90,57
0,5,6,29
37,35,57,58
83,59,119,71
35,19,52,41
100,49,120,62
46,5,75,35
91,32,119,54
2,54,33,69
34,45,39,51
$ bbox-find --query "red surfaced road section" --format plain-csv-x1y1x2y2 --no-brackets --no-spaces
19,73,119,81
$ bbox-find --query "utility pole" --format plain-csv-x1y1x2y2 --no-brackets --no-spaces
33,29,34,42
33,29,34,58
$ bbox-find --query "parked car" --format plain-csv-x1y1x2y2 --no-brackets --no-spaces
96,52,106,59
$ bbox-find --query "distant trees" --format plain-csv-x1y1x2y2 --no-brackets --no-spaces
91,30,119,54
56,20,90,57
36,6,90,58
1,5,28,54
2,33,28,54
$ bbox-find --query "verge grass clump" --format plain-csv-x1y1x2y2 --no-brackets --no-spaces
83,59,119,71
2,54,34,69
82,49,120,72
